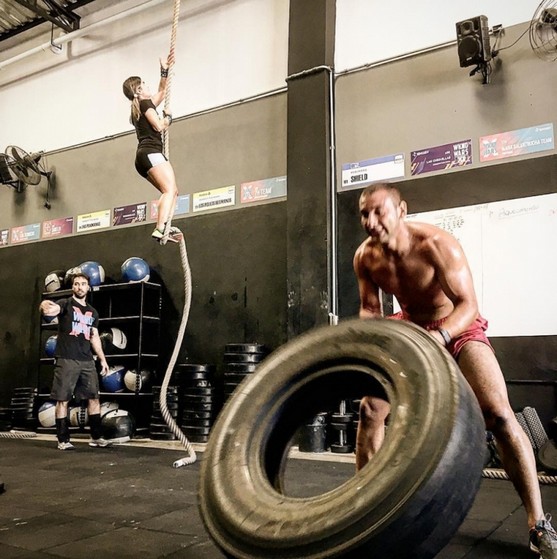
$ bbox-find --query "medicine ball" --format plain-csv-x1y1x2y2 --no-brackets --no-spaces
100,400,120,418
121,257,150,283
102,409,136,443
45,335,57,358
64,266,81,287
99,327,127,354
124,369,152,393
101,365,126,393
69,405,88,427
79,261,105,287
38,400,56,428
44,269,65,293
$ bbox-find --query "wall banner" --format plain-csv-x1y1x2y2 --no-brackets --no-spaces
479,123,554,162
240,176,287,203
113,203,147,226
411,140,472,175
11,223,41,244
76,209,111,232
341,154,405,191
193,185,235,212
42,217,74,239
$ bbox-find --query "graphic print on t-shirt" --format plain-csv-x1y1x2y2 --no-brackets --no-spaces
70,306,94,339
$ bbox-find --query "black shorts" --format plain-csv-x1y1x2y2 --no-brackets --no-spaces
50,358,100,401
135,147,168,178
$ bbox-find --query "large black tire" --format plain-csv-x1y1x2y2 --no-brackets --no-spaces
199,318,485,559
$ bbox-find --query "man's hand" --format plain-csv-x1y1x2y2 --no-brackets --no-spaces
99,360,109,377
40,299,60,317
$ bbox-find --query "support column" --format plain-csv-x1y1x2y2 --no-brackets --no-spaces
286,0,337,339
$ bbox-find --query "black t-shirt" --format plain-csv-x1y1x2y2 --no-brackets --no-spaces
134,99,163,151
55,297,99,361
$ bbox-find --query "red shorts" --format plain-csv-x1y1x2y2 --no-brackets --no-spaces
388,312,494,359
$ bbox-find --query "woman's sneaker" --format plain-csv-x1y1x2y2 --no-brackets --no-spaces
57,441,75,450
530,514,557,558
151,228,165,243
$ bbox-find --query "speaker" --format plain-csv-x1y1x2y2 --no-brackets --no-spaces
0,154,13,184
456,15,491,68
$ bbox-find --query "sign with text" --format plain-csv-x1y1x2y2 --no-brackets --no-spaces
11,223,41,244
42,217,74,239
411,140,472,175
0,228,9,246
479,123,554,162
76,209,111,232
113,202,147,226
341,154,405,191
193,185,235,212
240,175,287,203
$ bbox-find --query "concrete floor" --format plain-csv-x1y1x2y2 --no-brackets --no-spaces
1,435,556,558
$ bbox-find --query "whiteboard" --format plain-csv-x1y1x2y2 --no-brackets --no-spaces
403,193,557,337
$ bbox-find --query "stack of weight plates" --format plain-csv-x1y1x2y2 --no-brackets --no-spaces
178,364,217,444
10,387,37,430
223,343,269,403
149,385,179,440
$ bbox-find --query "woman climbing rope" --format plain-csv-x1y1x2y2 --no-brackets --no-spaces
122,54,181,244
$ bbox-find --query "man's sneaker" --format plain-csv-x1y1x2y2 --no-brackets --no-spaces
530,513,557,557
89,437,112,448
57,441,75,451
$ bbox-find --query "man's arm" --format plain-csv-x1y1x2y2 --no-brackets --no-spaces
353,245,383,319
429,230,480,342
90,327,109,377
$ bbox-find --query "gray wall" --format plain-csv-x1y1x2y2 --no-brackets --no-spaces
1,22,556,429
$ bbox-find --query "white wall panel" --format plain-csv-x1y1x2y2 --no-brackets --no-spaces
335,1,540,71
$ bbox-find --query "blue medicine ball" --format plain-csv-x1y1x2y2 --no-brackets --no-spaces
79,261,105,287
101,365,126,393
45,335,57,358
121,257,150,283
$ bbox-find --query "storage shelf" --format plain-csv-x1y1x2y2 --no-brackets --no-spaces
38,281,162,430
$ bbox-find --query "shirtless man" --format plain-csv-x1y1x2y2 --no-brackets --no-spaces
353,183,556,558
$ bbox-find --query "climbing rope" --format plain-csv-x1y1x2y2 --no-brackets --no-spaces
162,0,181,159
155,0,197,467
159,233,196,467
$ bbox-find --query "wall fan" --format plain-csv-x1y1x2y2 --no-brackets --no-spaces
0,145,53,208
530,0,557,61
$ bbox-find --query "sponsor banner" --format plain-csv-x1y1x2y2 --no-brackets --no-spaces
150,194,190,220
193,185,235,212
42,217,74,239
0,228,9,246
479,123,554,162
11,223,41,244
240,176,287,203
76,209,111,232
113,202,147,226
341,154,405,191
411,140,472,176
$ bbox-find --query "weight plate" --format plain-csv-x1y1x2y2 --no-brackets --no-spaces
224,343,268,354
224,353,266,364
